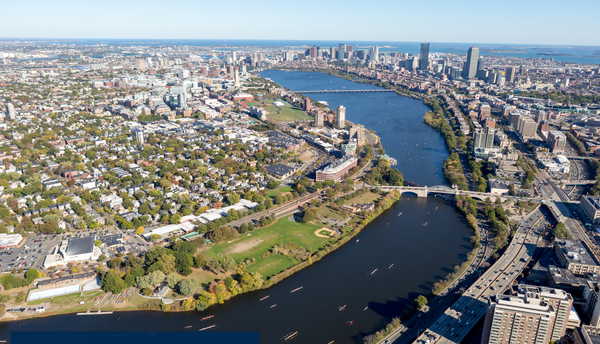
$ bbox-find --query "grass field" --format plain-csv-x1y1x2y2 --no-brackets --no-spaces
266,186,293,199
244,101,263,107
263,106,313,122
202,217,330,278
342,191,381,206
314,206,347,222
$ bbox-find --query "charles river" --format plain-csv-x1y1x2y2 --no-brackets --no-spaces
1,71,474,343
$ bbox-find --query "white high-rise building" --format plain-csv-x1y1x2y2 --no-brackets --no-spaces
234,70,240,88
131,128,144,145
136,59,147,70
336,105,346,128
6,103,16,120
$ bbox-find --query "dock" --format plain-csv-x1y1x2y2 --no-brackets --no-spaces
77,310,113,315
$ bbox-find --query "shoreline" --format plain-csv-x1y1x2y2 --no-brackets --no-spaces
1,70,473,326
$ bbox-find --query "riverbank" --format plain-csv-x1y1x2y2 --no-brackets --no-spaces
0,188,403,322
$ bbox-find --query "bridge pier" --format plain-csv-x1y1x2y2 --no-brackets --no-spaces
418,186,427,198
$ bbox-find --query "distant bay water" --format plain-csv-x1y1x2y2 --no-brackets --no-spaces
3,38,600,64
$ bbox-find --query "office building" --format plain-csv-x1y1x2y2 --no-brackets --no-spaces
349,124,366,146
284,52,293,62
371,46,379,62
517,116,537,141
574,325,600,344
231,51,237,65
508,109,529,126
479,103,492,121
338,43,346,60
477,69,489,81
506,67,516,83
554,239,600,275
497,74,506,87
419,43,430,70
477,56,485,71
234,70,240,88
314,111,324,127
474,127,495,149
336,105,346,128
481,284,573,344
131,128,144,145
583,282,600,326
316,155,358,182
488,71,498,84
5,103,16,120
463,46,479,79
581,196,600,225
136,59,147,70
309,45,317,58
547,131,566,153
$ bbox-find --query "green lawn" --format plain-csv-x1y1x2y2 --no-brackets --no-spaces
203,217,330,278
266,186,293,199
245,101,263,107
315,206,346,222
342,191,381,206
262,106,312,122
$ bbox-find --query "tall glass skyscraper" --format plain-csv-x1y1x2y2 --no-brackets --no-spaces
338,43,346,60
419,43,429,70
463,46,479,79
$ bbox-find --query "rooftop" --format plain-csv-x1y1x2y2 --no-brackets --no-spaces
556,239,600,266
265,164,295,177
65,237,94,256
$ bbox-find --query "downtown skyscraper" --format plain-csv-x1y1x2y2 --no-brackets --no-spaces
462,46,479,79
338,43,346,60
419,43,429,70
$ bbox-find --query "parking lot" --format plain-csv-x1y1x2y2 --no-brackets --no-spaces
0,233,63,273
0,226,151,273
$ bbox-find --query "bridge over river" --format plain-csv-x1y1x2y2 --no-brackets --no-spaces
378,185,541,202
293,89,396,94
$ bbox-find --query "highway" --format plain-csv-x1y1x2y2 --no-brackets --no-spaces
535,163,600,263
378,212,494,344
385,207,550,344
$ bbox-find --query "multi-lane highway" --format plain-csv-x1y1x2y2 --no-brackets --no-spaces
386,207,550,344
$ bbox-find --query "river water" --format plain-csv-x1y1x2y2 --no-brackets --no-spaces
2,71,473,344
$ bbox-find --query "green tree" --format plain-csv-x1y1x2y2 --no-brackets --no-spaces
165,274,182,288
221,255,236,272
25,268,41,280
267,180,280,189
301,209,317,223
193,254,207,268
411,295,428,310
177,278,199,295
101,270,126,294
108,258,122,270
227,192,240,205
94,239,102,247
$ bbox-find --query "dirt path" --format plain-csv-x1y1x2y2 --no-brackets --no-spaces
228,239,264,254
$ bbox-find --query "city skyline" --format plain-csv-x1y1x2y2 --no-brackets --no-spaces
1,0,600,45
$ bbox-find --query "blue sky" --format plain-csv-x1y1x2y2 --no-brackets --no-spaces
2,0,599,45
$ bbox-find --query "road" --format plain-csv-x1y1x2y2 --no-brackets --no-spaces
225,190,324,228
381,207,550,344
